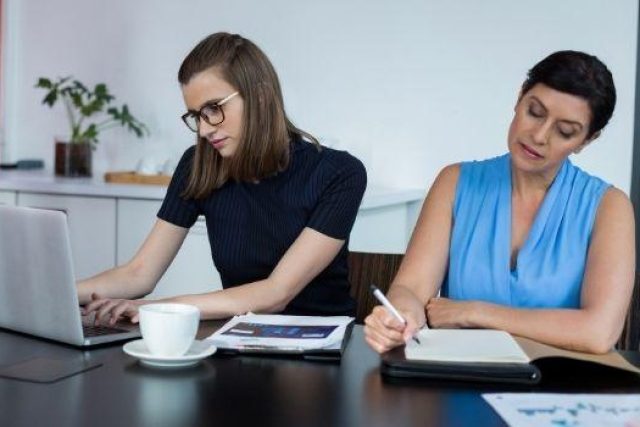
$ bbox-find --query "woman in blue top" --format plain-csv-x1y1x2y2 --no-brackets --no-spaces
365,51,634,354
79,32,366,322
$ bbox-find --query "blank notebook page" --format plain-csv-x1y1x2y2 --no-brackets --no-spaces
405,329,530,364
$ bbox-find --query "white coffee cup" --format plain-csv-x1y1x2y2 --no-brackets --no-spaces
139,303,200,357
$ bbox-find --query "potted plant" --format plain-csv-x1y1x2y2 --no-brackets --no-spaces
36,76,149,177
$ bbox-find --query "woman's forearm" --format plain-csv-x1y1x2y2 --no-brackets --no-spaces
166,278,292,320
77,263,156,305
473,302,621,354
386,284,428,325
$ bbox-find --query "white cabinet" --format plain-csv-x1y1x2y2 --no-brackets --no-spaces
350,200,422,254
351,205,410,253
0,172,423,299
17,193,116,280
0,191,16,206
117,199,222,299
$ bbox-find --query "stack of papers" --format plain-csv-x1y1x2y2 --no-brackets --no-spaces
206,313,354,352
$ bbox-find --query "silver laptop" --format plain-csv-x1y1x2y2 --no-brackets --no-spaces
0,205,140,346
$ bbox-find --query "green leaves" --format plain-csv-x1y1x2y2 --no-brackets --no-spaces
37,76,69,107
105,104,148,138
35,75,149,146
79,124,98,144
43,90,58,107
36,77,52,89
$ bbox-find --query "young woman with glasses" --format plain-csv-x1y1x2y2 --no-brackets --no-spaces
364,50,634,354
78,32,367,323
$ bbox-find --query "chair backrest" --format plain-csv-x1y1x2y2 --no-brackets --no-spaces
348,251,404,324
617,272,640,351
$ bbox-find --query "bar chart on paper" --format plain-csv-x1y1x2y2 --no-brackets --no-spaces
482,393,640,427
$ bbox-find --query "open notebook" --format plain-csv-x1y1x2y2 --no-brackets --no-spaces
382,329,640,385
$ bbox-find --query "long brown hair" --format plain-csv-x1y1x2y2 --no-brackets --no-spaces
178,32,319,199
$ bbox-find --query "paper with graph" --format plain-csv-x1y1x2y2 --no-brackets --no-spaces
483,393,640,427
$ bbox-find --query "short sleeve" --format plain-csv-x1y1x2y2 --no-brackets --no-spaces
157,146,201,228
306,152,367,240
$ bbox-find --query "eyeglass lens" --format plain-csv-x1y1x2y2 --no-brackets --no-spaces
184,103,224,132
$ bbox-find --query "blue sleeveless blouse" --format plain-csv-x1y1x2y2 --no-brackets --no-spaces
442,154,610,308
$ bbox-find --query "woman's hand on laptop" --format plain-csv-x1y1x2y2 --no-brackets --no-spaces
82,293,144,325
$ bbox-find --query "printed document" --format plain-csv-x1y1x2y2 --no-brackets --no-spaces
206,313,354,351
483,393,640,427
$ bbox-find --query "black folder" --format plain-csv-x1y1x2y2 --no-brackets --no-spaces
380,345,542,385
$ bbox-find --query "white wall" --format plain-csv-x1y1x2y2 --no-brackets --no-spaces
2,0,638,192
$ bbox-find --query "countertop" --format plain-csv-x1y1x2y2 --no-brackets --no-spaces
0,170,424,209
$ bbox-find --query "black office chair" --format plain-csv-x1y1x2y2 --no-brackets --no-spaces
617,272,640,351
348,251,404,324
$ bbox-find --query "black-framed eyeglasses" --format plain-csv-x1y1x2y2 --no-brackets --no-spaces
181,91,239,132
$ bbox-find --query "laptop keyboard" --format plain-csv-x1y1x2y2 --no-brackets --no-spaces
83,324,130,337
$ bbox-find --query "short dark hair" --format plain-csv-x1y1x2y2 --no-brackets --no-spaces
521,50,616,138
178,32,318,199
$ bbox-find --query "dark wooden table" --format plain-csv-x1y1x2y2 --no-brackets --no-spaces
1,322,639,427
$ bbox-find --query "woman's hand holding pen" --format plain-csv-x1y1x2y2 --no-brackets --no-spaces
363,290,426,354
364,306,423,353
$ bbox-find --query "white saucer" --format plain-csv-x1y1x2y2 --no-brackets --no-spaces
123,339,217,368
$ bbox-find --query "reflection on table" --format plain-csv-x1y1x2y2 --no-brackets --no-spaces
0,321,638,427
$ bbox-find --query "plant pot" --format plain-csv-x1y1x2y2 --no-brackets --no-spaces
55,141,92,177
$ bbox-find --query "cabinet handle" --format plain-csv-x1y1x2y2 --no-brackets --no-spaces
26,206,68,216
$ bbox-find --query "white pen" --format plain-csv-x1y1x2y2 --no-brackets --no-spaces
370,284,421,345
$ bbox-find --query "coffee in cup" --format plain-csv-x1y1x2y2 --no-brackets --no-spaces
139,303,200,357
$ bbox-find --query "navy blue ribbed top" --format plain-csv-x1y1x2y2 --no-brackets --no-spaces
157,139,367,316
